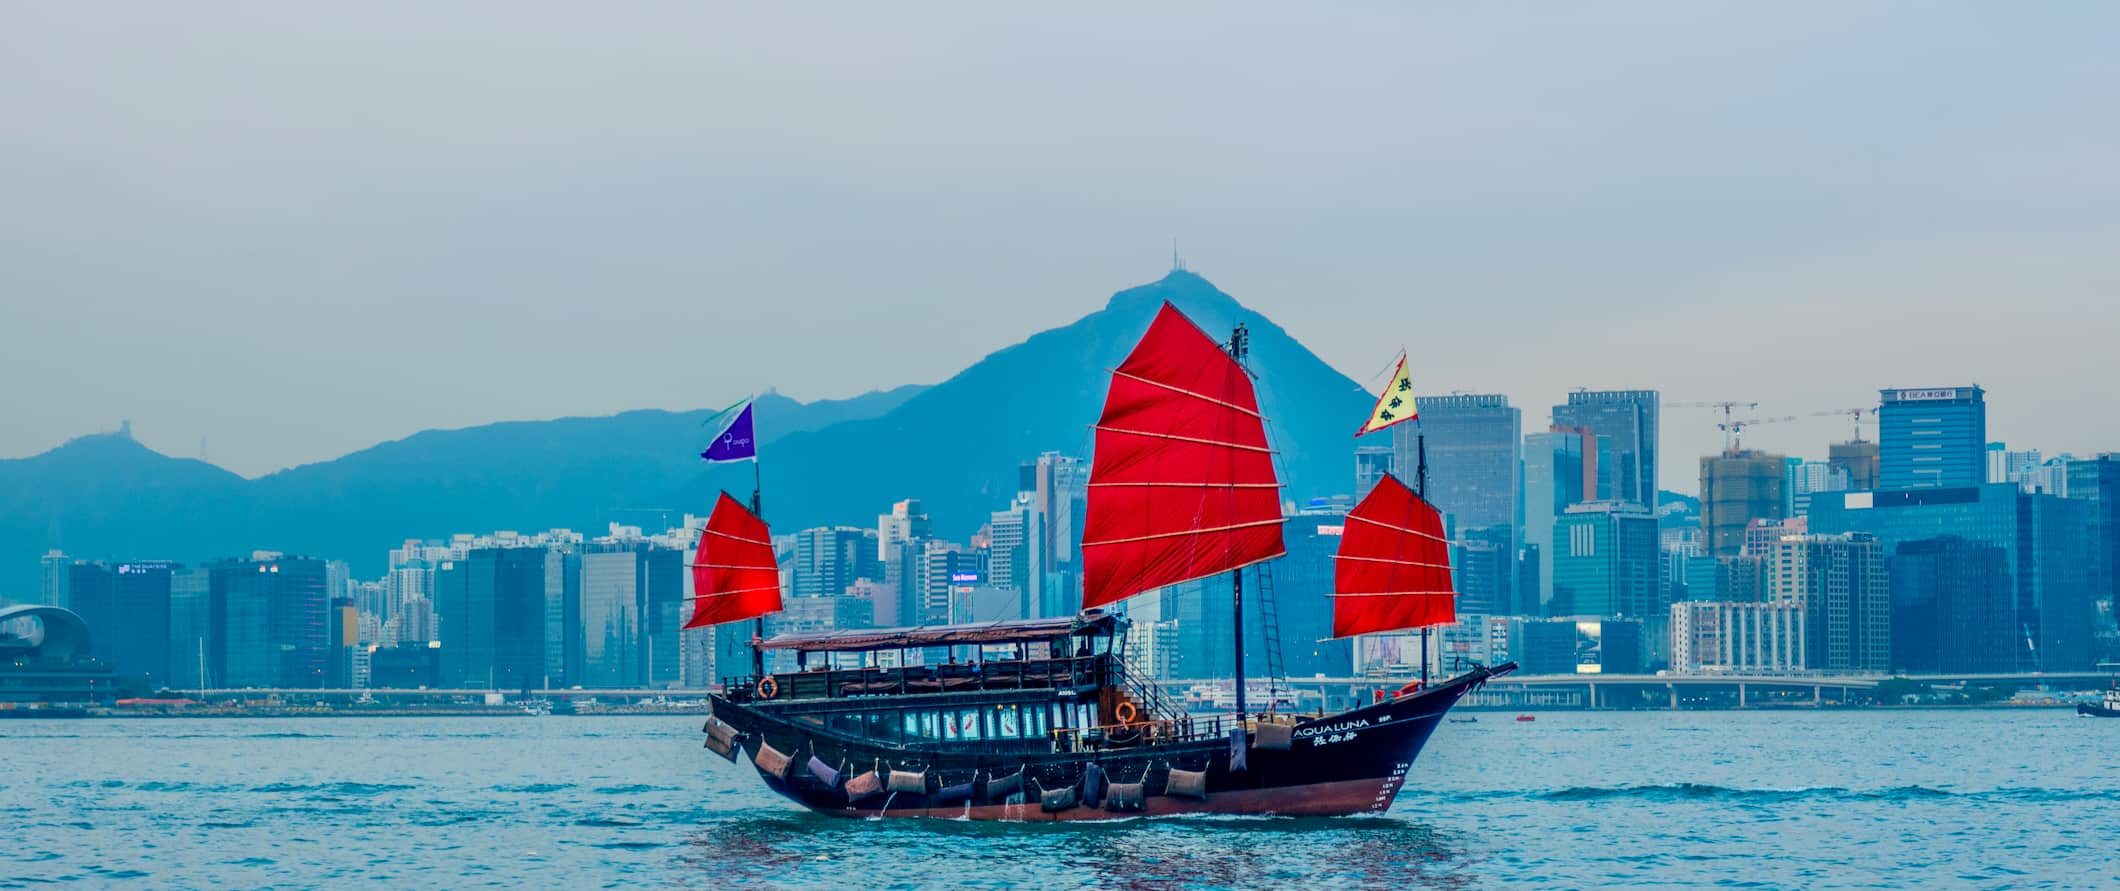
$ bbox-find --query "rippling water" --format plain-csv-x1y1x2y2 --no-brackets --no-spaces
2,709,2107,888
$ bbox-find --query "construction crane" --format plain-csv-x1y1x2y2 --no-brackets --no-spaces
1813,407,1879,442
1670,401,1760,428
1720,416,1796,452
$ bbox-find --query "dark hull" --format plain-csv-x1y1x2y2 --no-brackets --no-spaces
706,665,1501,820
2078,702,2120,718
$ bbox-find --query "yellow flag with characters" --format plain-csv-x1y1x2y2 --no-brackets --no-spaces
1355,352,1418,437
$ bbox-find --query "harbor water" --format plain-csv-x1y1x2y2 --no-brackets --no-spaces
3,709,2109,889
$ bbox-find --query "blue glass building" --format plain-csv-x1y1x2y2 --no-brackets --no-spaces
1878,387,1986,490
1809,484,2095,671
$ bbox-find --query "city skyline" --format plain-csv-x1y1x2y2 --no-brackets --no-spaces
7,5,2120,479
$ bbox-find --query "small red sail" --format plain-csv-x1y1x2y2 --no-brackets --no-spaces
1331,473,1456,637
1081,302,1285,610
683,492,784,629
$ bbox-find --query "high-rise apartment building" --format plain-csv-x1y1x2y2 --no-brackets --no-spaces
1669,600,1806,674
1765,533,1890,672
1552,390,1660,507
1879,387,1986,490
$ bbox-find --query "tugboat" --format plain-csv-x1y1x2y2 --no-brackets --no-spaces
694,302,1513,819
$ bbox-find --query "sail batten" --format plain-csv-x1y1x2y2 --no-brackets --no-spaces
683,492,784,629
1331,472,1456,638
1081,302,1287,610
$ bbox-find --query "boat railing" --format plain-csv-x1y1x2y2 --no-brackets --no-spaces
1111,656,1183,725
1047,713,1230,753
720,654,1116,705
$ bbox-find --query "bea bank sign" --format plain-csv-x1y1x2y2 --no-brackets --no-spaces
1891,388,1959,401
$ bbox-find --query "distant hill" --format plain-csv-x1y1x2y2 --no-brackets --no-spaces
0,386,924,595
0,272,1375,594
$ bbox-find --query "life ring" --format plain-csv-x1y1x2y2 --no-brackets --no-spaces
1113,701,1138,725
755,677,779,700
1395,681,1424,699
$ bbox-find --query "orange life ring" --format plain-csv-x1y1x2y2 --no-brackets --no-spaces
1114,701,1138,725
755,677,779,700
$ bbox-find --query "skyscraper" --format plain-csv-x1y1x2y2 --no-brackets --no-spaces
1551,390,1660,507
1394,394,1521,532
1354,445,1394,500
1522,431,1588,614
1700,450,1788,558
214,554,329,688
437,546,563,690
1811,484,2096,671
1396,394,1520,618
2065,455,2118,631
1830,440,1882,491
1765,533,1890,672
791,527,878,600
111,561,177,684
877,499,932,562
1878,387,1986,490
1551,502,1660,619
39,550,70,608
987,496,1046,618
577,548,640,688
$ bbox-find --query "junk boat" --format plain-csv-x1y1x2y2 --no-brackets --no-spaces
694,302,1514,819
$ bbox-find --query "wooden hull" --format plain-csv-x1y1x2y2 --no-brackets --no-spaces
705,665,1501,821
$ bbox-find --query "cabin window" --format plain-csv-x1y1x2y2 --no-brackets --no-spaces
920,711,939,740
1031,705,1048,739
997,705,1021,739
827,711,863,736
903,711,919,739
864,711,894,743
1076,703,1095,730
957,708,983,741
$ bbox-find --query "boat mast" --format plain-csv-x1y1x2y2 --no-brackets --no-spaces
1227,321,1250,719
1416,429,1429,684
750,459,765,679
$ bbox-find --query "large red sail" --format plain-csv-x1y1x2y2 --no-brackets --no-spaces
1081,302,1285,610
1331,473,1456,637
683,492,784,629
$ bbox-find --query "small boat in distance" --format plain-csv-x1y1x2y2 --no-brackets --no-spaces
2079,680,2120,718
1515,715,1536,723
697,302,1513,820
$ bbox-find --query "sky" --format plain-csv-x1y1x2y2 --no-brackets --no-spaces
4,2,2116,494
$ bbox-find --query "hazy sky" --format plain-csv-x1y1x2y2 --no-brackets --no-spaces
5,3,2116,494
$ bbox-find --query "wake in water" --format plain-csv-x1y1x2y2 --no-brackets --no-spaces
1400,783,2118,804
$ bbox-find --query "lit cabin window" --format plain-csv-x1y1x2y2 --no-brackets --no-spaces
998,705,1021,739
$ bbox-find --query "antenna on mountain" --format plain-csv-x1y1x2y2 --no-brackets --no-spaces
1171,238,1185,273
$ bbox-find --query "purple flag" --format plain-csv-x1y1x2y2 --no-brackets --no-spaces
700,402,757,463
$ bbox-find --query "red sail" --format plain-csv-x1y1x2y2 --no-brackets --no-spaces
1331,473,1456,637
1081,302,1285,610
683,492,784,629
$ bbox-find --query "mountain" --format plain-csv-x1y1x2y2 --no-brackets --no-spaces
683,270,1374,541
0,271,1374,596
